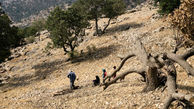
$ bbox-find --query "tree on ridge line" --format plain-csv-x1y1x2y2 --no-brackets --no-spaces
72,0,126,36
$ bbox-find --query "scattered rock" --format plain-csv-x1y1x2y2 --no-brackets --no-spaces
153,27,165,33
39,34,49,41
117,18,123,23
112,36,117,40
111,21,116,24
35,32,40,36
93,29,103,36
0,68,6,73
10,66,20,72
40,30,49,35
151,13,161,20
10,53,21,59
127,9,137,13
25,48,38,56
87,26,92,29
45,52,52,56
105,101,109,105
124,17,130,20
0,75,10,84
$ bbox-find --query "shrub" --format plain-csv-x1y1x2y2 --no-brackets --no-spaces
0,49,11,62
86,44,97,55
18,19,46,39
86,45,93,55
43,42,54,54
168,0,194,46
154,0,180,15
0,3,22,62
67,50,80,59
45,42,54,50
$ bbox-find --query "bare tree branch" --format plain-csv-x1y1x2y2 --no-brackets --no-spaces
103,68,146,90
103,53,135,83
162,93,194,109
162,61,194,109
163,95,175,109
166,52,194,76
162,61,177,109
172,93,194,102
182,48,194,60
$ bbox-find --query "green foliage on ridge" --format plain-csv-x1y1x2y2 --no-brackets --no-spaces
154,0,180,15
72,0,126,35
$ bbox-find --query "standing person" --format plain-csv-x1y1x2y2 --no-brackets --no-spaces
102,69,107,83
108,66,117,81
67,70,76,89
113,66,117,79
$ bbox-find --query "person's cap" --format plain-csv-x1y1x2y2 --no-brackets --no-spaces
68,70,72,73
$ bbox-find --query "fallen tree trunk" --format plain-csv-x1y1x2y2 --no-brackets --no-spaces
102,38,194,108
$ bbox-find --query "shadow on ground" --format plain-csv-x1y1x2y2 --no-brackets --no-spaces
0,59,66,91
72,44,120,63
104,22,143,35
178,84,194,93
0,44,120,91
53,89,74,97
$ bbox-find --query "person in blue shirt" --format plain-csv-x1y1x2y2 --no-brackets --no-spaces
67,70,76,89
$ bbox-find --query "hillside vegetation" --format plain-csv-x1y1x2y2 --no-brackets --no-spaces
1,0,147,24
0,0,75,22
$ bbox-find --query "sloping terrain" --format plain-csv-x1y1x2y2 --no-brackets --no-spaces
0,2,193,109
0,0,147,26
0,0,74,22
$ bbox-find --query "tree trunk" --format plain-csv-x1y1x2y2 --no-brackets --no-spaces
69,43,75,59
62,45,68,54
143,66,159,92
102,18,111,34
95,16,99,36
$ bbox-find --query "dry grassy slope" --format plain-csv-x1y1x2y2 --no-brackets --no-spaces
0,4,194,109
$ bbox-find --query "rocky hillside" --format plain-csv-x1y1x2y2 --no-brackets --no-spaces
0,0,75,22
0,0,147,26
0,1,193,109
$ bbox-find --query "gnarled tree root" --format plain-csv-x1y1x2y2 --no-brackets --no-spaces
163,93,194,109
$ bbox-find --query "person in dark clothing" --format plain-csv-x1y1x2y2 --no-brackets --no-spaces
67,70,76,89
93,76,100,86
108,66,117,81
113,66,117,78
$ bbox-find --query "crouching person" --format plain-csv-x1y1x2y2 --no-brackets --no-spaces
93,76,100,86
67,70,76,89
